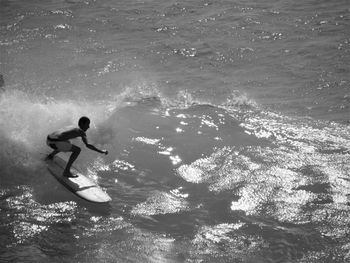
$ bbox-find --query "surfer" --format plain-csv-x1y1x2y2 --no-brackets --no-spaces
46,116,108,177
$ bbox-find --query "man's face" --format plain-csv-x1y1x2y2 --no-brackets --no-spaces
82,121,90,131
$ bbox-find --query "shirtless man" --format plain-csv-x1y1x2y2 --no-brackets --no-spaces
46,116,108,177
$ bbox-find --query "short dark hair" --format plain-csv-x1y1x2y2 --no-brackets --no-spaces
78,116,90,127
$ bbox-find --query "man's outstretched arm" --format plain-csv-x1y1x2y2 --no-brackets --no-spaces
82,137,108,154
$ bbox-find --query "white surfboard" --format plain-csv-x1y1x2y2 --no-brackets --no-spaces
46,156,112,203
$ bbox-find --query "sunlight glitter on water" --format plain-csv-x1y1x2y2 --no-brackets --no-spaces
131,190,191,216
3,186,77,245
191,222,265,262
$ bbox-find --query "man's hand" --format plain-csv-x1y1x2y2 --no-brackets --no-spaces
86,143,108,155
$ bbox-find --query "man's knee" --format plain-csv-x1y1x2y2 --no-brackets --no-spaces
72,146,81,154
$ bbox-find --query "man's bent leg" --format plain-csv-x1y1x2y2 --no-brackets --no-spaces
63,145,81,177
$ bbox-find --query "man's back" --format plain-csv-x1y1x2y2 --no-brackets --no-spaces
49,127,85,141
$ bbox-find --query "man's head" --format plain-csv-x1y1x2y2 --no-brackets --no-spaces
78,116,90,131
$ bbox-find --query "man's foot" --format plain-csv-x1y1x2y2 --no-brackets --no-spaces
45,154,54,161
63,170,78,178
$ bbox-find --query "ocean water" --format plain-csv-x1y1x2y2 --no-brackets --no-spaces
0,0,349,262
